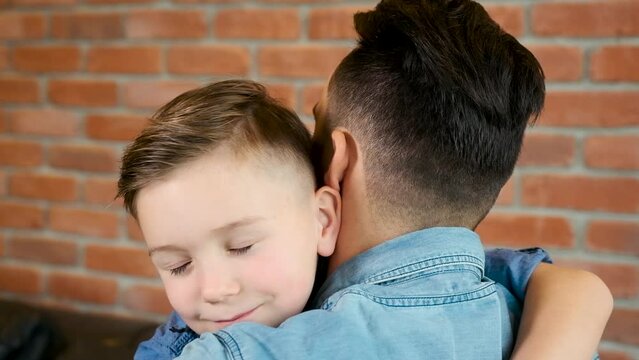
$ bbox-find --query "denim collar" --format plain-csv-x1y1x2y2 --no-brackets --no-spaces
313,227,485,307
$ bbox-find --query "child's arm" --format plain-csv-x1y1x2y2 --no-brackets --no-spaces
511,263,613,360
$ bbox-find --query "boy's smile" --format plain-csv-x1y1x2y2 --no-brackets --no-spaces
211,305,260,326
136,145,338,334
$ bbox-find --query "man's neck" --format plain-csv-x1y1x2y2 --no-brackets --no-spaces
327,213,415,275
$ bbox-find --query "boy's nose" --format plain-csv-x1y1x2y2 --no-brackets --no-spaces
200,267,241,303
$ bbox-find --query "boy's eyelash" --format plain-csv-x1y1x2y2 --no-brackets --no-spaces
168,245,251,276
229,244,252,255
169,262,191,276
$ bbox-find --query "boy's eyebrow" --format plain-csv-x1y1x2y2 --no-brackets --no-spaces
148,244,183,256
211,216,266,235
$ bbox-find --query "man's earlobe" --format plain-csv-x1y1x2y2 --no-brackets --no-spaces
324,129,350,192
315,186,341,257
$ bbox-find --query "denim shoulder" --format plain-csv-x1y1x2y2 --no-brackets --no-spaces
134,311,199,360
484,247,553,303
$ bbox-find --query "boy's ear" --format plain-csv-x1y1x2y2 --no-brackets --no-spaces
314,185,341,257
324,128,357,192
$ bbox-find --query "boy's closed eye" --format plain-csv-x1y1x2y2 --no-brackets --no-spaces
228,244,253,255
162,243,255,277
169,261,192,276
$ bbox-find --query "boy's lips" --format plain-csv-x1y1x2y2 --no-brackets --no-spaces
215,306,259,324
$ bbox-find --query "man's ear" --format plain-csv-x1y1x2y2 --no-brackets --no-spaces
314,185,341,257
324,128,357,192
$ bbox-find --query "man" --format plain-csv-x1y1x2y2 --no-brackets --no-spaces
171,0,611,358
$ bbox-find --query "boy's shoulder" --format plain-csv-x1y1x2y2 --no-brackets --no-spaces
134,311,198,360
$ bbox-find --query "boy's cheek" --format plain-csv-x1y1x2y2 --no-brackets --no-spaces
162,276,198,317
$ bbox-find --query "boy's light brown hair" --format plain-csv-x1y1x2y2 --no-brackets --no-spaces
118,79,314,219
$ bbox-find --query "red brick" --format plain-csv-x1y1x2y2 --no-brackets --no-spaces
48,272,118,305
50,144,118,172
13,46,81,72
259,0,337,3
84,177,120,206
215,9,299,39
0,46,8,71
85,244,157,277
522,175,639,214
127,216,144,242
302,83,324,116
0,13,45,40
124,81,199,109
85,114,148,141
87,46,161,74
591,46,639,82
87,0,154,4
51,13,123,39
309,7,369,40
585,135,639,170
9,173,77,201
541,92,639,127
174,0,241,2
0,171,5,196
8,109,78,137
11,0,75,5
8,236,77,265
0,264,42,295
0,202,44,229
528,45,583,82
48,80,117,107
124,285,171,314
0,234,3,256
599,350,633,360
0,140,43,166
556,260,639,299
50,207,119,238
260,46,351,78
532,2,639,37
167,46,249,76
603,308,639,346
0,77,39,103
587,221,639,257
495,177,514,206
518,133,575,167
265,83,295,110
476,213,573,248
126,10,206,39
484,5,524,37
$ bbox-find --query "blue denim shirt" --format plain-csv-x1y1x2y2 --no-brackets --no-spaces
136,227,552,360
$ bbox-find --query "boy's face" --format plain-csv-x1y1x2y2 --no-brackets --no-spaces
136,146,335,334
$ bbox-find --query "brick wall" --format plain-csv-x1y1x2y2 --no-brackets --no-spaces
0,0,637,358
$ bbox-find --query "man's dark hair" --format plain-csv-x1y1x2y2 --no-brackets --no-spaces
327,0,545,228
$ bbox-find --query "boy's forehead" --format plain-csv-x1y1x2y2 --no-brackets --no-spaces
136,150,306,241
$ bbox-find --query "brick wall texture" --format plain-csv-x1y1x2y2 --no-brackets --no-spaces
0,0,638,358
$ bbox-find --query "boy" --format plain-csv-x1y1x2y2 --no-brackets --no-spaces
119,80,342,338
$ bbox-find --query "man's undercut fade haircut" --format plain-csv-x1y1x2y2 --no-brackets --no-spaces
118,79,314,219
328,0,545,227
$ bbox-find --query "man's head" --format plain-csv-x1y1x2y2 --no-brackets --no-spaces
314,0,545,232
118,80,340,334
